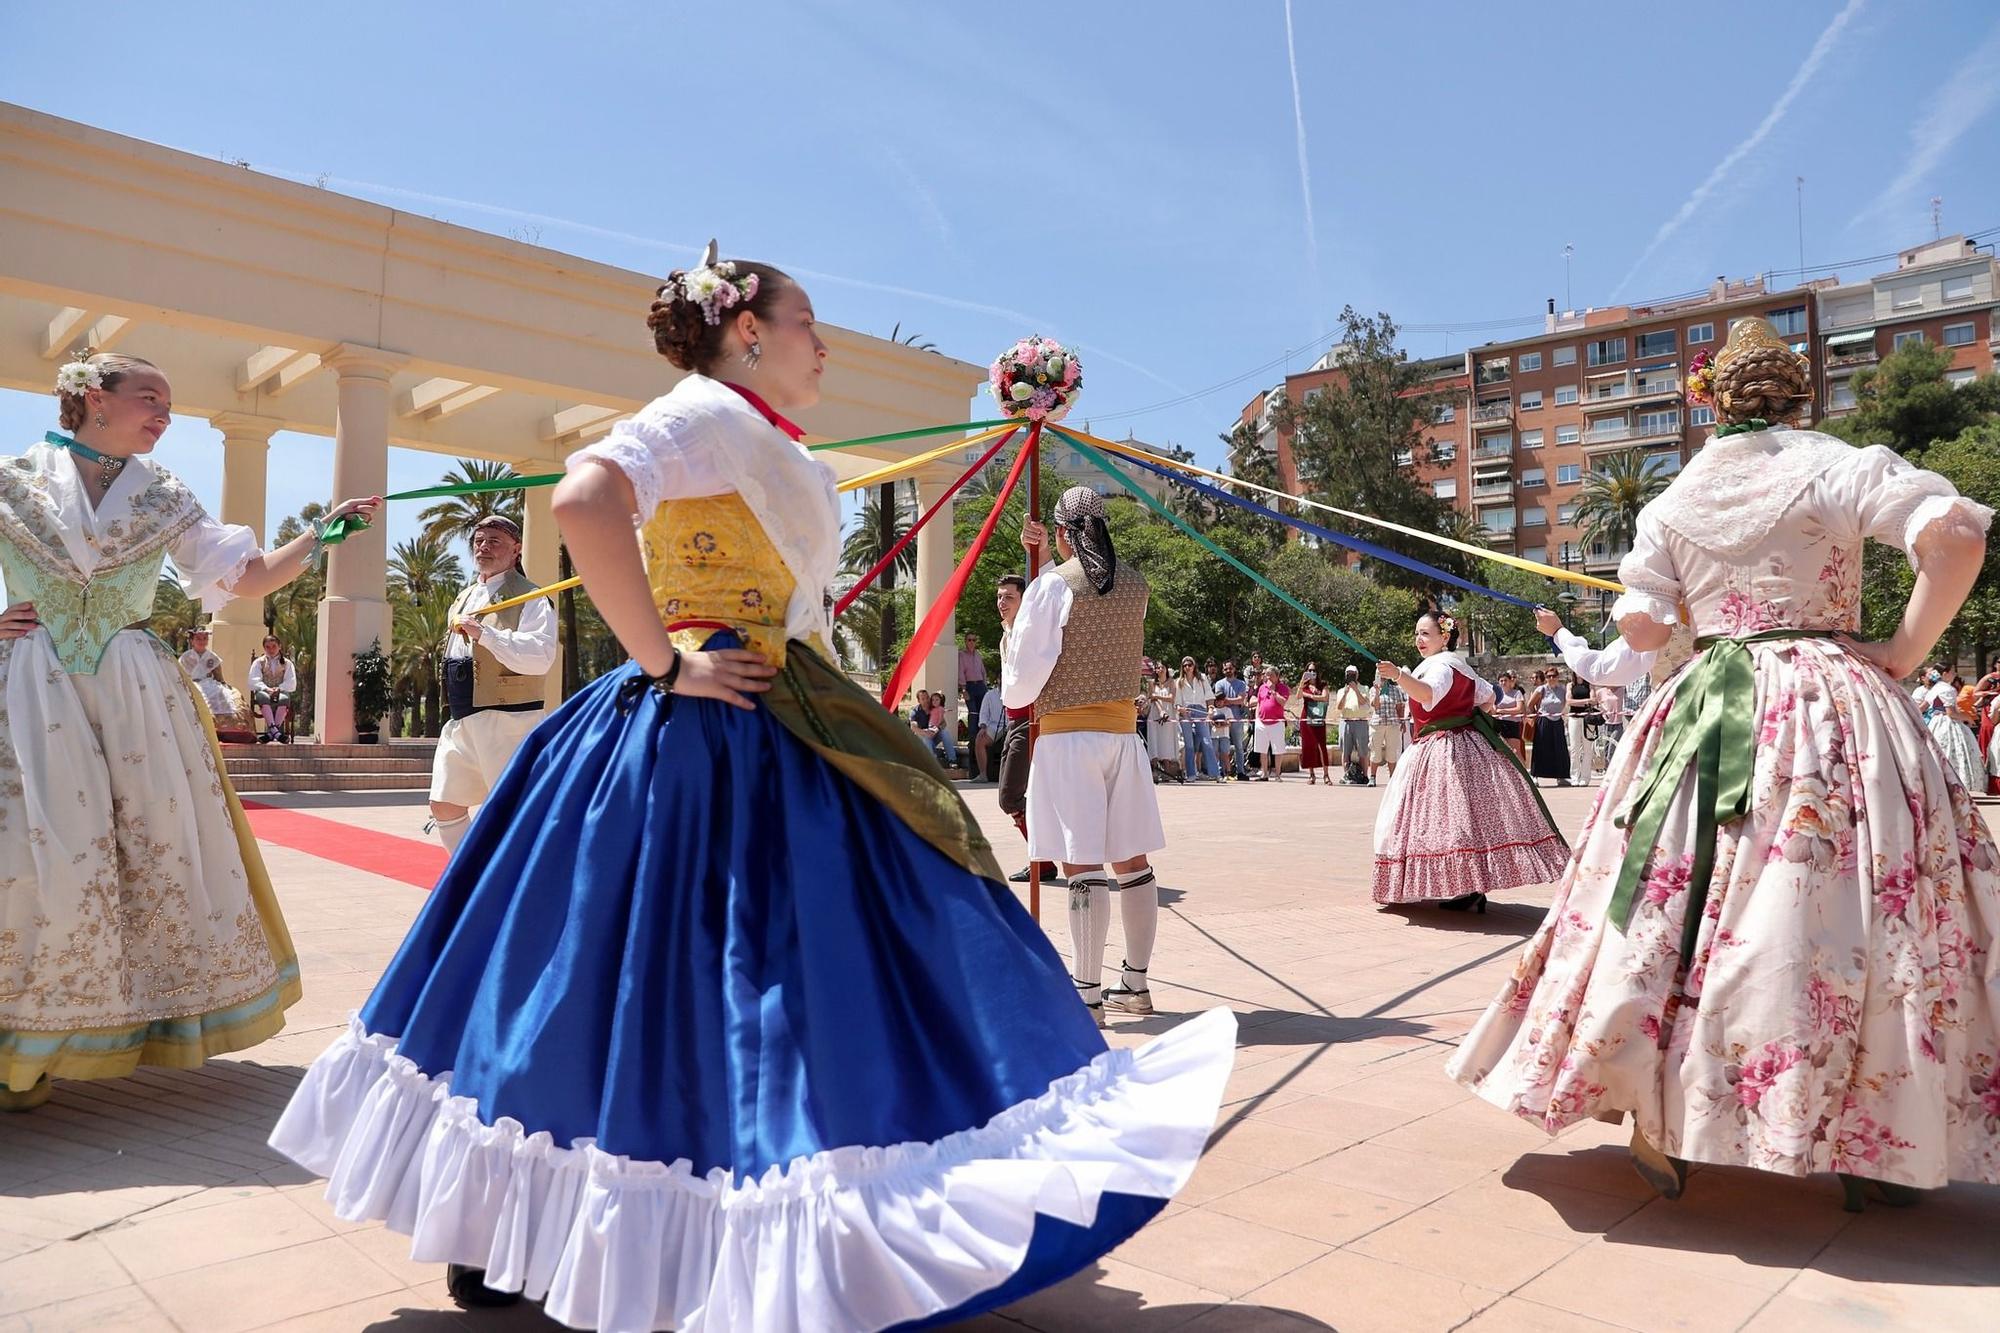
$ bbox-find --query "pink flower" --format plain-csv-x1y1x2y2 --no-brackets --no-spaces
1640,1013,1661,1042
1976,1066,2000,1119
1733,1042,1804,1111
1876,865,1918,920
1643,853,1693,908
1714,589,1775,635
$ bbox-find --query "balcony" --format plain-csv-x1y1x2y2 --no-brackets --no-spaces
1470,478,1514,502
1472,400,1513,426
1474,364,1511,388
1630,377,1681,403
1585,381,1633,403
1472,436,1513,460
1583,419,1682,452
1585,544,1632,573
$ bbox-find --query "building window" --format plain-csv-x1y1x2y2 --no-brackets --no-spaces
1765,306,1807,336
1557,507,1580,528
1475,432,1512,455
1520,389,1543,411
1520,429,1544,449
1687,322,1715,344
1947,369,1977,388
1553,384,1578,405
1893,330,1926,351
1556,463,1582,485
1519,545,1547,563
1829,381,1858,411
1432,478,1457,499
1522,505,1548,526
1480,506,1516,533
1689,405,1716,426
1891,284,1923,310
1637,409,1681,436
1556,424,1581,445
1642,452,1683,477
1519,351,1543,372
1477,356,1511,386
1431,440,1457,462
1587,337,1626,367
1433,403,1456,423
1943,322,1975,347
1395,449,1415,467
1943,275,1975,303
1520,467,1546,488
1636,329,1677,358
1553,345,1577,366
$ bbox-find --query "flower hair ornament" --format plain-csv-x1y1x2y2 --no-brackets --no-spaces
55,359,104,396
662,239,760,327
1438,614,1457,634
1685,348,1717,408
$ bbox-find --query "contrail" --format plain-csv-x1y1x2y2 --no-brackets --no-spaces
1613,0,1865,298
1850,21,2000,236
1283,0,1319,291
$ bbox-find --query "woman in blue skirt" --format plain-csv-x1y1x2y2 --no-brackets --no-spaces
269,246,1235,1332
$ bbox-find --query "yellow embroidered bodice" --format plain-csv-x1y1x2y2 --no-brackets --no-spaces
640,495,830,666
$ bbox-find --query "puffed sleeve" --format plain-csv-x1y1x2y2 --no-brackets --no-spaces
1823,444,1993,571
168,511,262,611
1610,508,1681,626
564,400,731,521
1001,570,1073,709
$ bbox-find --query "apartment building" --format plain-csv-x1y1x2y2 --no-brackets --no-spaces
1817,234,2000,416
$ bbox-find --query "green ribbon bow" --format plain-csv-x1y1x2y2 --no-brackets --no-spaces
1417,710,1568,848
1606,628,1837,961
1711,418,1770,438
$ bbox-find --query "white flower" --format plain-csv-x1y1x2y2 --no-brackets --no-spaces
55,361,102,395
1009,381,1035,402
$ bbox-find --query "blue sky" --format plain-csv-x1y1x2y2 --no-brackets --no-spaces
4,0,1999,561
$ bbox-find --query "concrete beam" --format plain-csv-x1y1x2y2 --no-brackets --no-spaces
40,306,92,358
237,345,320,395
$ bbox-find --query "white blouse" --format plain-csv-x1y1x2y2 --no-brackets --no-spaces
565,375,840,649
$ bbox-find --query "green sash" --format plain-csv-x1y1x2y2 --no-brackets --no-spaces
1417,710,1568,850
1606,628,1839,960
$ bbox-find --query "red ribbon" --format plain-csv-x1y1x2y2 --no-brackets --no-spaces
834,427,1018,618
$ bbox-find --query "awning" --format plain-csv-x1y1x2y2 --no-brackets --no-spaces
1825,328,1875,348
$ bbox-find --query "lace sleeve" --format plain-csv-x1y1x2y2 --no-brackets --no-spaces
168,510,262,611
1826,444,1994,571
1610,509,1680,625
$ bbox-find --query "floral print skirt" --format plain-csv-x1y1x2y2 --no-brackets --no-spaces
1448,639,2000,1188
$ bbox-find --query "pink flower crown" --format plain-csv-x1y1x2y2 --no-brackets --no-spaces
662,239,760,327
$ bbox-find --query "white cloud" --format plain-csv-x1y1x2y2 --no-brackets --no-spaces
1613,0,1866,298
1283,0,1318,290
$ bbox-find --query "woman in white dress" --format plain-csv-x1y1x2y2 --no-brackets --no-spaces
1449,320,1999,1210
0,351,379,1110
1919,669,1986,795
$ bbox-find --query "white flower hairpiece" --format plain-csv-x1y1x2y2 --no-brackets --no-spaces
55,360,103,396
665,238,760,327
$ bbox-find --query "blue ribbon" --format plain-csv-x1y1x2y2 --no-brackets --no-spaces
1095,445,1542,612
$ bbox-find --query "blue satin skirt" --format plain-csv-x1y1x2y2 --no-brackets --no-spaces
358,643,1163,1322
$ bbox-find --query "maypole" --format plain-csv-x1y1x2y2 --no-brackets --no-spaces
1025,420,1043,921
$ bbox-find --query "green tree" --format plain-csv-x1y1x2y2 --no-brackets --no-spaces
841,481,917,583
1574,449,1672,554
1824,340,2000,453
148,574,203,648
262,502,326,733
388,534,464,604
1273,308,1467,587
389,583,456,736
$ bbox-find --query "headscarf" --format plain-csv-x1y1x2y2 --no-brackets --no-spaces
1053,485,1116,594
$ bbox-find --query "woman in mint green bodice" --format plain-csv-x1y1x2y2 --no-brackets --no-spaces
0,351,379,1110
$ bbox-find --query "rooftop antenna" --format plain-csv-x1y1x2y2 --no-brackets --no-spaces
1795,177,1805,279
1931,195,1944,240
1563,243,1574,311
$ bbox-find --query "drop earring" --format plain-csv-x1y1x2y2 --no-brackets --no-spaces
741,341,762,370
94,412,107,428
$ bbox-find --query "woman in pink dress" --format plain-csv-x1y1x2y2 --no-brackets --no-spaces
1449,319,1999,1211
1371,611,1570,912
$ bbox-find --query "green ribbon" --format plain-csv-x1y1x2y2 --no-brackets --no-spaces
1051,427,1380,663
1606,628,1837,961
1711,418,1770,438
1418,710,1567,848
806,418,1017,452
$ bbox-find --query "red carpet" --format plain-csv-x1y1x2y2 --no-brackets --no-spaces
240,800,447,890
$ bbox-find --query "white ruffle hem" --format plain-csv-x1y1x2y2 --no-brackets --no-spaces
270,1007,1237,1332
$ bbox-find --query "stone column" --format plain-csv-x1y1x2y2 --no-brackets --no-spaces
911,472,956,702
205,413,279,683
313,345,403,742
517,464,566,709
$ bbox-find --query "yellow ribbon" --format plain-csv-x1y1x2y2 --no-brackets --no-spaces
833,422,1019,494
470,576,581,618
1058,426,1626,595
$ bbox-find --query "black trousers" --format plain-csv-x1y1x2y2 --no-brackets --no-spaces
998,716,1033,820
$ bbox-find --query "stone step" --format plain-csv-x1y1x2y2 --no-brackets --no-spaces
220,742,438,761
230,771,432,793
225,756,435,776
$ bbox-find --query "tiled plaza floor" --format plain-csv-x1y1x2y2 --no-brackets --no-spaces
3,778,1995,1331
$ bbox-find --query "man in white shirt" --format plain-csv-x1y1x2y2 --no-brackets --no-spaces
974,670,1007,781
1535,607,1657,690
429,516,559,853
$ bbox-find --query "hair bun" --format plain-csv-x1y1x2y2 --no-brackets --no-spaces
648,283,710,372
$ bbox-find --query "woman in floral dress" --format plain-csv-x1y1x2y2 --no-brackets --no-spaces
1448,319,1999,1209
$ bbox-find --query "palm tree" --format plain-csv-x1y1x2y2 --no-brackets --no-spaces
887,323,940,354
391,584,457,737
149,574,204,649
261,503,327,733
388,534,465,604
418,459,524,547
842,481,917,581
1574,449,1671,556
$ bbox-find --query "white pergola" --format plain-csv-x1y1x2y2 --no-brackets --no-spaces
0,103,984,739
